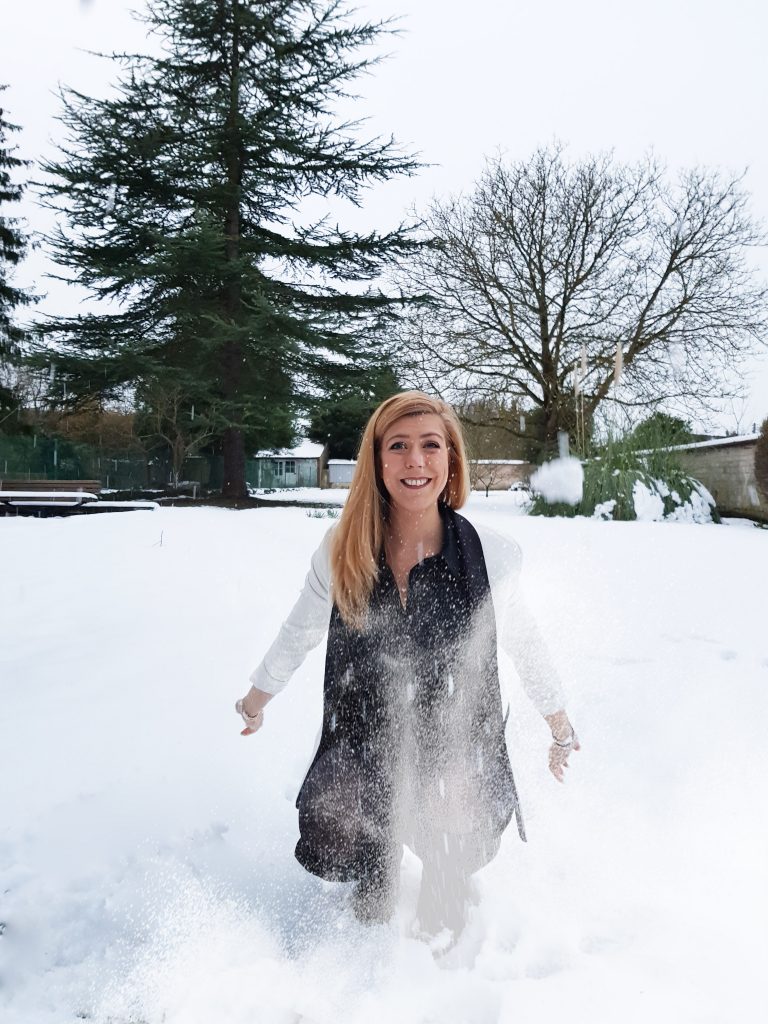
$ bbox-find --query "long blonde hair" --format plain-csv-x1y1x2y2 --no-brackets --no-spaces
330,391,470,628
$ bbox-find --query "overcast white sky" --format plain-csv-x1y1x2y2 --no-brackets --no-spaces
2,0,767,432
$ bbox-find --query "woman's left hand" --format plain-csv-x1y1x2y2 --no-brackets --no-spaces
544,711,580,782
548,732,580,782
235,686,273,737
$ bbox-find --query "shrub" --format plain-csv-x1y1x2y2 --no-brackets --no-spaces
755,417,768,504
529,428,720,523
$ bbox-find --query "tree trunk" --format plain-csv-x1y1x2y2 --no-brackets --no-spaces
219,3,248,499
172,435,184,489
222,424,246,498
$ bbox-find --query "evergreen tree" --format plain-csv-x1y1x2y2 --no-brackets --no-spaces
39,0,421,496
308,362,399,458
0,86,33,421
629,412,696,449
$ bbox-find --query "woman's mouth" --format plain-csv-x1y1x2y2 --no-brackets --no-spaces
401,478,431,489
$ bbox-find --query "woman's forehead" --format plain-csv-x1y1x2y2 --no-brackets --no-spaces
381,412,446,442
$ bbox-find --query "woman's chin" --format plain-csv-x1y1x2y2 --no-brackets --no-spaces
390,486,442,514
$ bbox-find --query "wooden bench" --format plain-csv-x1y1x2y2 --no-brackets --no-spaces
0,480,158,516
0,478,102,494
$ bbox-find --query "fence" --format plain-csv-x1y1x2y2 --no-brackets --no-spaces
0,432,255,493
0,433,152,489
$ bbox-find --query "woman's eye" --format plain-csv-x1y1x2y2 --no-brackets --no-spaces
424,441,440,449
389,441,406,450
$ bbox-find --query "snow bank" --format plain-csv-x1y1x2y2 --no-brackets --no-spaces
632,477,718,524
632,479,665,521
529,457,584,505
249,486,347,505
1,508,766,1023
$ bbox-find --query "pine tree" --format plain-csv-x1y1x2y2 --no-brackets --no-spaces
308,361,399,458
0,86,33,420
39,0,421,496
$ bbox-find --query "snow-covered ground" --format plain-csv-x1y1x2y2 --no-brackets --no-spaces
1,504,766,1024
250,486,348,505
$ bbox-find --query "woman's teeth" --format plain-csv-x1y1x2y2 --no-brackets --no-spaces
402,478,430,488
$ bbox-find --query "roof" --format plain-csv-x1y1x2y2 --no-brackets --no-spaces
665,433,759,453
253,440,325,460
472,459,529,465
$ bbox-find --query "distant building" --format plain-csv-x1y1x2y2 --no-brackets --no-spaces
327,459,356,488
250,440,326,489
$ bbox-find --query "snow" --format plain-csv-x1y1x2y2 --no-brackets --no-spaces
529,456,584,505
593,499,616,520
667,433,759,452
2,507,767,1023
251,486,347,505
251,488,532,509
632,479,665,521
632,478,718,524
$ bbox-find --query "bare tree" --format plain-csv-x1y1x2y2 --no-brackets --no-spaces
469,459,503,497
137,381,217,489
458,395,537,460
397,145,768,453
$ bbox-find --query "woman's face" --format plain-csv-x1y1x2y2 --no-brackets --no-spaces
378,412,451,515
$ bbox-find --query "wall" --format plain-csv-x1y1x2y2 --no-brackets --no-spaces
677,439,768,521
470,461,534,491
327,462,355,487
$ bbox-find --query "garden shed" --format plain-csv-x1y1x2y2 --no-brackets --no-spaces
249,440,326,489
326,459,356,487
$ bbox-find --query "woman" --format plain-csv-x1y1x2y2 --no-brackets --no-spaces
236,392,579,942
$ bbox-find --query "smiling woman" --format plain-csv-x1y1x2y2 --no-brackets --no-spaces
379,415,451,602
330,394,470,628
236,391,579,950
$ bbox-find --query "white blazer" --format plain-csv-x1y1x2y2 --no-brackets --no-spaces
250,523,565,716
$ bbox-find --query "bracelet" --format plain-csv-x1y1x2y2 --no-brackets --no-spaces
235,699,264,727
552,729,575,748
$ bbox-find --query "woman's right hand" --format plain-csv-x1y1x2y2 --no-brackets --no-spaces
235,687,273,736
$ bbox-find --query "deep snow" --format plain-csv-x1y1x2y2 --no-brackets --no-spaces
1,499,766,1023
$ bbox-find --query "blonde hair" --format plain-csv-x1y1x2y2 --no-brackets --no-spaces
330,391,470,628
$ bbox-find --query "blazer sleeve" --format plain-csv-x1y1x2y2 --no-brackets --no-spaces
479,526,566,716
248,526,334,695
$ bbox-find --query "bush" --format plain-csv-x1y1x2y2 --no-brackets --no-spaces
755,417,768,504
529,429,720,523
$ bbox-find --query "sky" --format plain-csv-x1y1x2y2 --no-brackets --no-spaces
1,0,767,433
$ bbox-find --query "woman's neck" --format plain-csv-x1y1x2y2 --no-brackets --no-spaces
385,503,444,562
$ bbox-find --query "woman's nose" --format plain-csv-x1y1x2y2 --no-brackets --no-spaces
405,448,425,469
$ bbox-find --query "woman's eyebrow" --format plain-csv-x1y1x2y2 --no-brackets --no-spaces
386,432,444,441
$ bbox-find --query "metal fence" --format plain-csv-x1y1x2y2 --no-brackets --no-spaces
1,432,254,492
0,434,150,489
